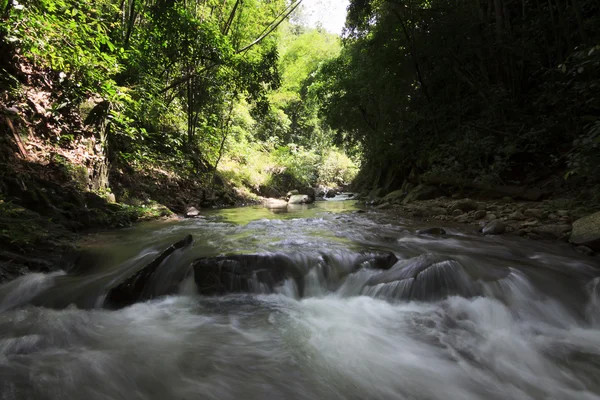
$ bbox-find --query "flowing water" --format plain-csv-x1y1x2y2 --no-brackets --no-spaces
1,199,600,400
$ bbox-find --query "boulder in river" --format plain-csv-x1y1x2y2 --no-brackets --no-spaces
192,251,398,297
363,253,505,301
185,206,200,218
264,198,288,209
286,190,300,197
326,190,337,198
104,235,194,309
570,212,600,251
288,194,313,205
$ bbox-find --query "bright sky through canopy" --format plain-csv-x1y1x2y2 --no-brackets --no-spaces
301,0,349,35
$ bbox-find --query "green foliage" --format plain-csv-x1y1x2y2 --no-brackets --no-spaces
315,0,600,189
6,0,120,99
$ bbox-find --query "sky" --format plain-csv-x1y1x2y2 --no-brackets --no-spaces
299,0,349,35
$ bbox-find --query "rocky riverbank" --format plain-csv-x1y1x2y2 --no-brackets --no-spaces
360,189,600,256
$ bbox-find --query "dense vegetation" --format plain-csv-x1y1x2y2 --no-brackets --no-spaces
313,0,599,196
1,0,357,207
1,0,599,208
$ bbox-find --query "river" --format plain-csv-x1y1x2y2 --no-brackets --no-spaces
1,198,600,400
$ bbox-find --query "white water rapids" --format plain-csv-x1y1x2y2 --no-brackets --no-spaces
1,201,599,400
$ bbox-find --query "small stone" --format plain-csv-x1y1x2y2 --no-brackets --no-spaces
431,207,447,215
519,220,540,229
525,208,545,219
473,210,487,219
557,210,569,217
484,213,497,221
454,215,470,223
508,211,525,221
451,199,479,212
286,189,299,197
185,206,200,217
452,209,463,217
483,220,506,235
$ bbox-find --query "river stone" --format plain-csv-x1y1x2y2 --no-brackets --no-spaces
363,254,505,301
326,190,337,198
288,194,313,205
473,210,487,219
482,220,506,235
264,198,288,209
452,209,463,217
402,185,443,204
570,212,600,251
286,189,299,197
185,206,200,217
431,207,447,215
451,199,478,212
531,224,572,239
484,213,497,221
417,227,447,235
382,190,406,204
509,211,525,221
525,208,545,219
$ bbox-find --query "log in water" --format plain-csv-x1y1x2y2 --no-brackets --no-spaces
1,200,599,400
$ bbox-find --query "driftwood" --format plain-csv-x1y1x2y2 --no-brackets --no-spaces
410,176,548,201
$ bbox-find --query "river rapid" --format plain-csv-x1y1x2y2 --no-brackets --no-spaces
1,199,600,400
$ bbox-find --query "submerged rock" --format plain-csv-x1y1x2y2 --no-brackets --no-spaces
417,227,447,235
570,212,600,251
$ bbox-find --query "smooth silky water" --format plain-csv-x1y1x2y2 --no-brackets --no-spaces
1,198,600,400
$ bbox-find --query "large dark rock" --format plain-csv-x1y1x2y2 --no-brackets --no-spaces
192,251,398,297
570,212,600,251
104,235,194,309
363,253,508,301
